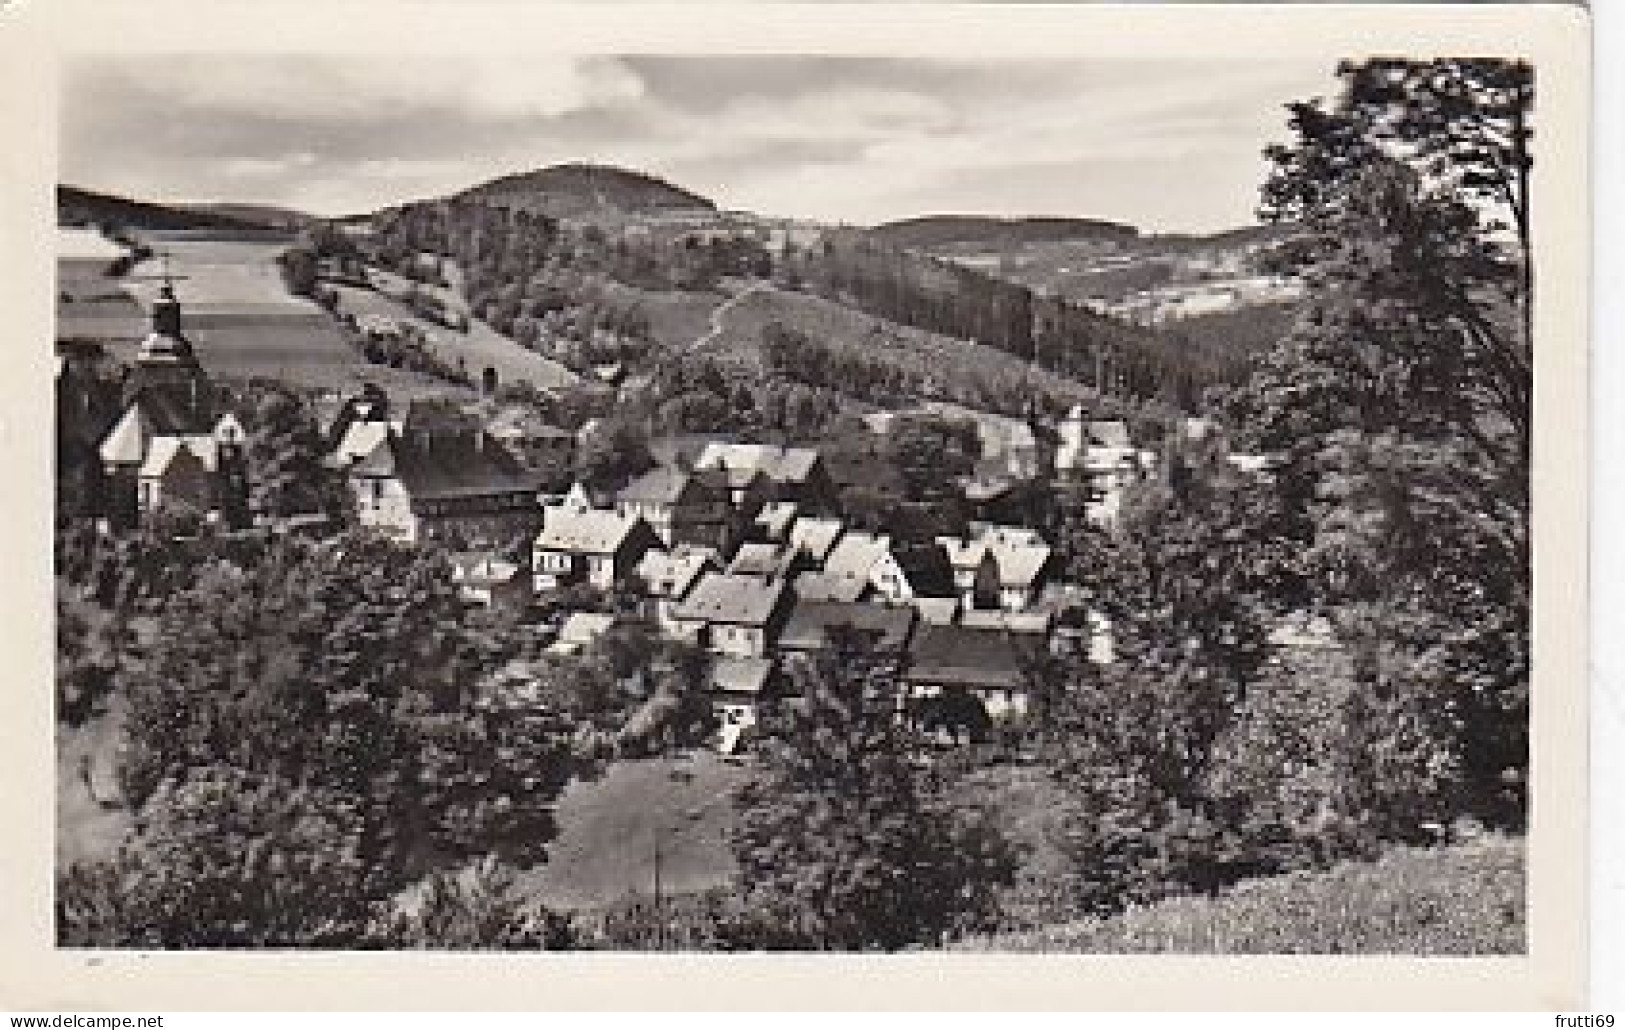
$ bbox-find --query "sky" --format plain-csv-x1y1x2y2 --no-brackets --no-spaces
61,54,1338,233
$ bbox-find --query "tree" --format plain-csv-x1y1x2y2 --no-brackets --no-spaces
724,640,1017,950
1236,57,1533,827
237,382,350,521
573,416,654,494
884,413,981,502
277,246,320,298
116,535,585,897
59,765,375,948
370,858,576,949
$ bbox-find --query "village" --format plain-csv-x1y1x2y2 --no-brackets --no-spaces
61,259,1278,756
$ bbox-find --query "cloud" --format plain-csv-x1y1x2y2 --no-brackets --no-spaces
61,53,1335,231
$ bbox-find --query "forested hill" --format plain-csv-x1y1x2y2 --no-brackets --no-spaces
459,162,717,218
58,185,276,232
869,215,1140,250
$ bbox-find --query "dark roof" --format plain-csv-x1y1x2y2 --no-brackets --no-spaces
906,623,1044,692
392,432,536,501
404,398,481,438
121,383,214,436
889,542,957,597
779,600,917,654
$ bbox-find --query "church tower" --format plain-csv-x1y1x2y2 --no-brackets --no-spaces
122,281,211,433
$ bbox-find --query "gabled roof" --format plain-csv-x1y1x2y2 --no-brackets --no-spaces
779,599,916,654
98,404,154,466
671,572,787,627
138,434,218,479
890,542,958,597
989,544,1051,590
788,517,844,563
694,442,821,485
553,612,616,652
534,506,647,556
727,542,795,579
906,623,1043,692
936,526,1052,589
822,531,891,583
791,570,871,604
754,501,799,539
913,597,960,626
389,432,536,501
635,546,716,600
709,656,774,696
334,419,391,468
450,552,525,587
1087,419,1132,449
616,465,692,506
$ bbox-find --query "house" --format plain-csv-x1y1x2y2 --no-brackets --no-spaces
752,501,799,543
634,546,719,635
668,572,791,658
778,600,916,665
531,507,662,592
888,541,958,602
136,432,242,520
449,552,531,610
614,465,741,550
549,612,618,655
486,405,575,478
791,569,871,604
344,411,541,546
904,623,1048,723
820,531,896,601
937,525,1053,612
95,283,249,529
820,531,955,605
1054,409,1154,526
709,656,777,750
693,442,837,512
726,541,799,580
787,516,844,566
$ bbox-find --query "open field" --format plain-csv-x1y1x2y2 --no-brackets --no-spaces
341,267,580,394
953,836,1526,954
519,752,752,912
56,233,471,398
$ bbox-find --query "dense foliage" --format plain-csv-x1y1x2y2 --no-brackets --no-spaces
58,534,591,946
723,639,1018,950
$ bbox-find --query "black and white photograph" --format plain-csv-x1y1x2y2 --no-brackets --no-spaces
4,0,1595,1011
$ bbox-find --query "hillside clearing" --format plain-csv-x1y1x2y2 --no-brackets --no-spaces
685,282,1097,405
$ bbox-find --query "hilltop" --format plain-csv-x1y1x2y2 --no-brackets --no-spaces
177,202,322,233
459,162,717,219
869,214,1139,250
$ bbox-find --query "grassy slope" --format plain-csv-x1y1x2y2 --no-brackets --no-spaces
519,753,752,912
954,836,1525,954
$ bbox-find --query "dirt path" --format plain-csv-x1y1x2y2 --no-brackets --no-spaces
682,282,770,356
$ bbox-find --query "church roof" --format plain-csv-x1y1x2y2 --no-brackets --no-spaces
98,404,154,466
138,434,218,479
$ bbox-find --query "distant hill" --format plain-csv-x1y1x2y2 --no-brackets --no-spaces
177,202,321,232
459,162,716,219
869,215,1139,250
58,185,276,232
